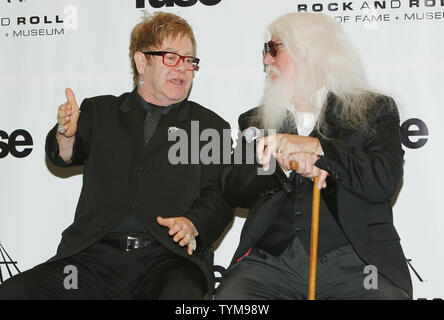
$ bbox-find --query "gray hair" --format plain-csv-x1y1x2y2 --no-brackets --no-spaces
269,13,383,137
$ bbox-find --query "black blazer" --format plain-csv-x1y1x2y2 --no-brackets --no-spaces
45,92,234,293
221,95,413,295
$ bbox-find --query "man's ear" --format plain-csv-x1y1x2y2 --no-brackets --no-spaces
134,51,147,76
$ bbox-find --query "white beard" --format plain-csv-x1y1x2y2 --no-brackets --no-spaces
258,66,326,133
259,66,298,131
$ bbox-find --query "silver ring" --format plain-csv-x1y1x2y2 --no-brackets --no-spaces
190,238,197,251
58,124,67,135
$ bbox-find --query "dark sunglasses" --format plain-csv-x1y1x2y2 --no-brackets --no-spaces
262,40,284,58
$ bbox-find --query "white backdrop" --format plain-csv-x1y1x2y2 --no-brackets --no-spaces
0,0,442,299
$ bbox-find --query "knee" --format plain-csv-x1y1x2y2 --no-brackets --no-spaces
215,272,254,300
214,282,234,300
215,262,273,300
214,281,244,300
158,263,207,300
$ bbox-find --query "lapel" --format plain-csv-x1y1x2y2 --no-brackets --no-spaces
117,92,191,159
117,92,145,155
285,111,319,137
142,100,191,158
278,109,300,135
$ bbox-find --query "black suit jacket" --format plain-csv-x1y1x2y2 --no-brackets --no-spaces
221,95,413,295
45,91,234,293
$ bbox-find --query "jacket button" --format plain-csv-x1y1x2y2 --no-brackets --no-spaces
130,202,138,210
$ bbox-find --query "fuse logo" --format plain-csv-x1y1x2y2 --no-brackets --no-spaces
136,0,222,8
400,118,429,149
0,129,33,159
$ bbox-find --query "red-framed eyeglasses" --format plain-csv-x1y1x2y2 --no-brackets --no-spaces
143,51,200,71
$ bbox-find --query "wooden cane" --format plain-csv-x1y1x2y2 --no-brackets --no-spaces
289,161,297,171
308,176,320,300
290,161,321,300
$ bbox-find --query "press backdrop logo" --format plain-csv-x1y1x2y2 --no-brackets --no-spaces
136,0,222,8
1,5,78,39
407,258,443,300
0,129,33,159
296,1,444,27
0,242,21,284
400,118,429,149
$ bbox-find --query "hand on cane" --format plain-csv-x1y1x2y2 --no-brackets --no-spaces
288,154,328,190
256,133,328,189
256,133,322,171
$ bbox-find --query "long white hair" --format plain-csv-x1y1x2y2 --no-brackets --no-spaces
259,13,383,136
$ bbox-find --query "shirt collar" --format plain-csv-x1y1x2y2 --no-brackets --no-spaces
134,86,183,115
119,87,190,124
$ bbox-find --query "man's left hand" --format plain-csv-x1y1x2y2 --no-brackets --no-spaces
256,134,323,171
287,153,328,190
157,216,198,255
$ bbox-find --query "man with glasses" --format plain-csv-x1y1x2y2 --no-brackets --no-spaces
0,12,233,299
215,13,412,300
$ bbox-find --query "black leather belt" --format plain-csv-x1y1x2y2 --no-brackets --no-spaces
100,233,155,251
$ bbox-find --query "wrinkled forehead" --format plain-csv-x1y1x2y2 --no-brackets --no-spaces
155,35,195,56
270,35,282,43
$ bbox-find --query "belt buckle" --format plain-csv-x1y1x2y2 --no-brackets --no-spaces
126,236,139,251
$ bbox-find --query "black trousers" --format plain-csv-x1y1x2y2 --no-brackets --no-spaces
215,238,411,300
0,236,206,300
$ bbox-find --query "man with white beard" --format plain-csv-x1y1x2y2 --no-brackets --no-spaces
216,13,412,300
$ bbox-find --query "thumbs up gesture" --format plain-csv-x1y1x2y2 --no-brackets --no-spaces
57,88,80,138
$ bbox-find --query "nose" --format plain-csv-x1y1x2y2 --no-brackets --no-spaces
263,52,274,66
175,58,187,72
